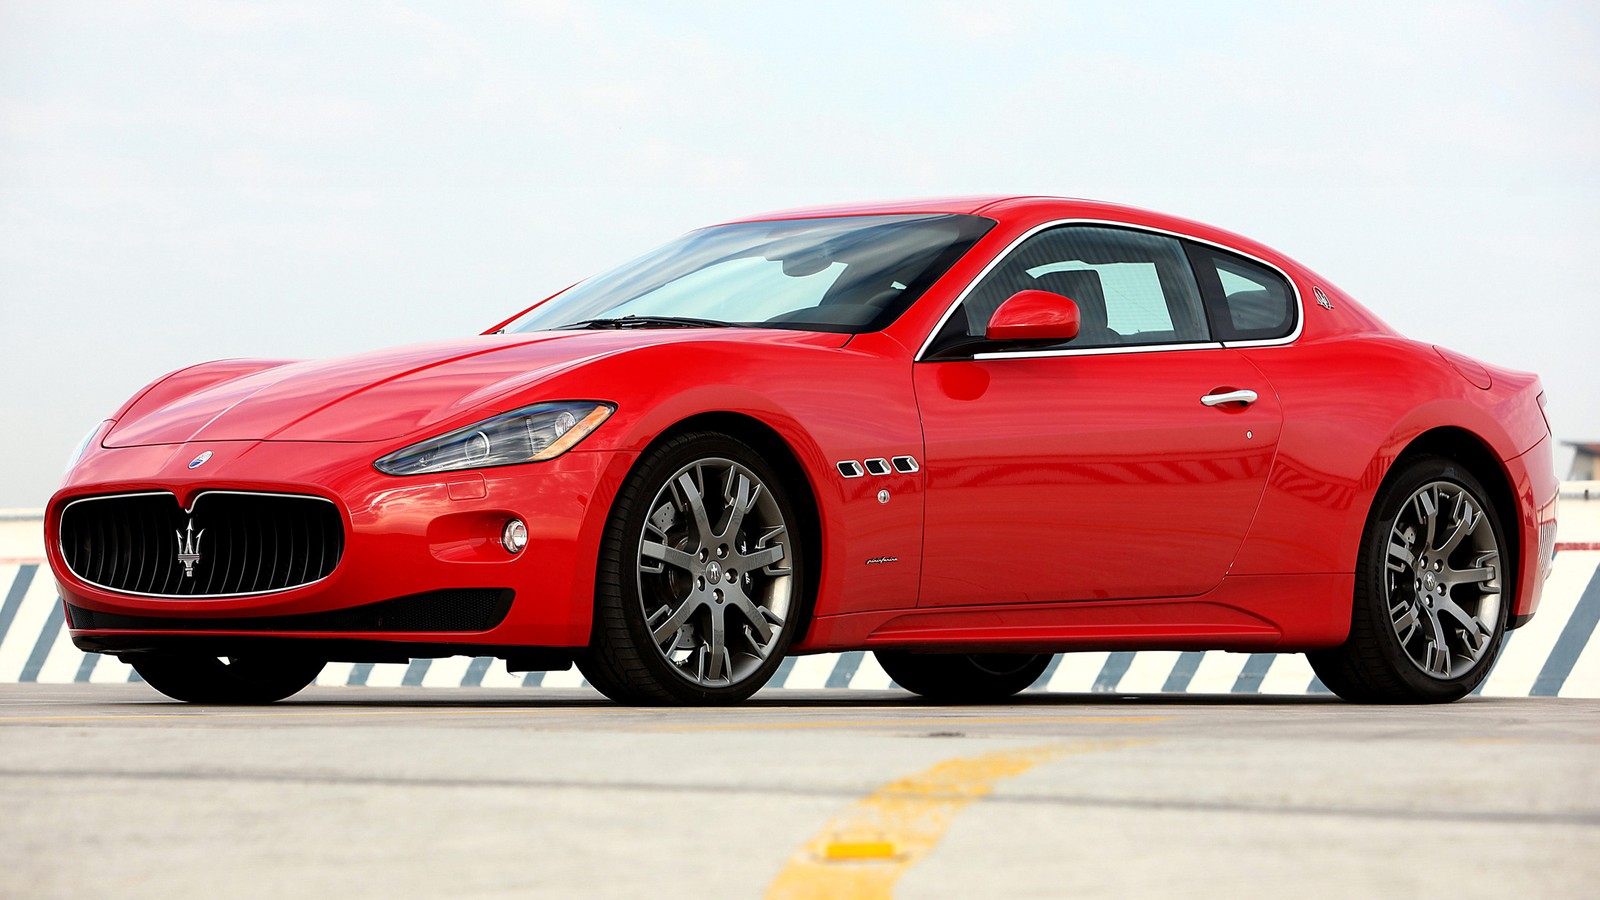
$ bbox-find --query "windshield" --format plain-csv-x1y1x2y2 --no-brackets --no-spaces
503,213,994,334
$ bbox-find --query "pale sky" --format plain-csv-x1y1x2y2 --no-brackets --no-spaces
2,0,1597,508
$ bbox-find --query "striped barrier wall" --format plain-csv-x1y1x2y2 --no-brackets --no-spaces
5,490,1599,697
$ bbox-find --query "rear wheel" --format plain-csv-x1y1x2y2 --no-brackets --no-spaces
579,432,805,705
875,650,1050,702
127,654,324,704
1309,455,1508,703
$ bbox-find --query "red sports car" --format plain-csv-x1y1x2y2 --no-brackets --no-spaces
48,196,1558,705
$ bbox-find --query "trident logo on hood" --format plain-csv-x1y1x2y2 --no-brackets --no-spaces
175,519,204,577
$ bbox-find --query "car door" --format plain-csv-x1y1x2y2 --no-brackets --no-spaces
913,223,1284,607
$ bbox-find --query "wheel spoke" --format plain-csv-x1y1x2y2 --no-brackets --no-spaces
741,545,786,571
640,541,698,574
1414,487,1440,550
1421,608,1452,677
676,471,713,544
703,609,727,681
728,592,778,644
650,598,698,649
1435,595,1492,654
1435,496,1480,556
1444,565,1496,588
718,471,754,541
1386,540,1414,572
1391,600,1420,645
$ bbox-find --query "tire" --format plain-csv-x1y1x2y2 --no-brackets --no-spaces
578,431,807,705
128,654,324,704
1308,454,1510,703
875,650,1050,703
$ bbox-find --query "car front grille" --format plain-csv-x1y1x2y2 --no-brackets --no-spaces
60,491,345,598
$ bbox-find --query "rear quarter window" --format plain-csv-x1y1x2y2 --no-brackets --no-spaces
1185,244,1298,342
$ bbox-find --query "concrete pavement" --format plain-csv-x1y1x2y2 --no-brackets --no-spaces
2,684,1596,898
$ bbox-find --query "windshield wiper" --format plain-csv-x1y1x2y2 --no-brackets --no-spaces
557,315,737,330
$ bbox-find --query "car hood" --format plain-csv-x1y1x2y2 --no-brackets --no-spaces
106,329,849,447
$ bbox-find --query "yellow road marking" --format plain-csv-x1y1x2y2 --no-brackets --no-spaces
766,740,1133,899
657,716,1169,732
821,840,898,861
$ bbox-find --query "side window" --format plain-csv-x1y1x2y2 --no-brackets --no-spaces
1185,245,1298,342
929,225,1209,355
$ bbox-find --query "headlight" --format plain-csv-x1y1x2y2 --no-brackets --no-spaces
64,419,113,474
374,401,614,476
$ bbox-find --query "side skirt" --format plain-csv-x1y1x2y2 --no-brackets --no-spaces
792,573,1354,654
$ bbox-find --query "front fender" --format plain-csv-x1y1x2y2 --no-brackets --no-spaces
539,335,929,623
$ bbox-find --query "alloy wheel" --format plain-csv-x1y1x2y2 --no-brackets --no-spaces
1383,480,1503,680
635,457,794,688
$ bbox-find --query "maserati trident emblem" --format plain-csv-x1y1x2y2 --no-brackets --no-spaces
188,451,213,469
175,519,204,577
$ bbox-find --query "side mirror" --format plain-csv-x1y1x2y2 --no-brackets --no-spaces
985,290,1080,343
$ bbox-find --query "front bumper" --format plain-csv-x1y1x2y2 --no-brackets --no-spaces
48,439,637,653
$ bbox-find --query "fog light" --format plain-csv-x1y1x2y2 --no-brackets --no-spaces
501,519,528,554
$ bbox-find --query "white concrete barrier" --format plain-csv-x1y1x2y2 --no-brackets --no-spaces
5,491,1598,696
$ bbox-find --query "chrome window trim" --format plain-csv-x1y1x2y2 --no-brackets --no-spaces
59,489,343,601
972,341,1225,361
914,218,1304,361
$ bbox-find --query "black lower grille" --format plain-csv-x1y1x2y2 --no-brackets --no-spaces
60,491,344,597
67,588,514,633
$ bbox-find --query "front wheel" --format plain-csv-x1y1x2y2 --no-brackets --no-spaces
876,650,1050,703
579,432,807,705
1309,455,1509,703
127,654,324,704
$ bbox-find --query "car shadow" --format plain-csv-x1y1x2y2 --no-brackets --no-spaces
103,687,1353,710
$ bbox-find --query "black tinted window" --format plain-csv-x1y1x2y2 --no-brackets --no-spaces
1185,245,1298,342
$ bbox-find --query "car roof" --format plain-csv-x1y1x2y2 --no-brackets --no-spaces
723,195,1016,222
723,196,1290,269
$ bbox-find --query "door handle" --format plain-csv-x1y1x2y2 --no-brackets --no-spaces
1200,389,1258,407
